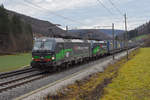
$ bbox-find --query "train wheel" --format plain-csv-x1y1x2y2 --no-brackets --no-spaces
56,65,61,72
71,61,76,67
66,63,70,69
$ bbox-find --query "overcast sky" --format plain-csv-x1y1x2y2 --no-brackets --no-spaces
1,0,150,30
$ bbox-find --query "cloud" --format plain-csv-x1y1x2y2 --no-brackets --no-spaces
3,0,97,19
1,0,149,30
76,17,124,30
24,0,96,11
79,16,148,30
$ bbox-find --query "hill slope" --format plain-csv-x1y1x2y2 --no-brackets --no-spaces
100,29,124,37
7,10,67,37
69,29,111,40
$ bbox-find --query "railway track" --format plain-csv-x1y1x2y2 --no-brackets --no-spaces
0,67,50,93
0,71,48,93
0,67,36,79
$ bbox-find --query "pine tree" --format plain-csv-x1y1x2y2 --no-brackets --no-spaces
11,15,22,35
0,5,10,34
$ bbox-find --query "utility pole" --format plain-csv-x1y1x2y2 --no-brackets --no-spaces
124,13,129,60
112,23,115,60
66,25,69,39
66,26,68,33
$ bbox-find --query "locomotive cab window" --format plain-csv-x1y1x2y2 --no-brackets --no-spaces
33,40,54,51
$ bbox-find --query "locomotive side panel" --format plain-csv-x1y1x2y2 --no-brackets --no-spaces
64,42,90,62
92,43,101,57
55,42,66,66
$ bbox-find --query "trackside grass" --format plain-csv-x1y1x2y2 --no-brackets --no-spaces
133,34,148,41
0,53,31,72
101,48,150,100
45,49,138,100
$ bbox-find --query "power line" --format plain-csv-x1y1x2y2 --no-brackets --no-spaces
96,0,124,25
23,0,87,26
24,0,126,29
128,19,149,23
129,15,150,20
107,0,123,15
96,0,114,15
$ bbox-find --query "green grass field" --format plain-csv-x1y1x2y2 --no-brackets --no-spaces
101,48,150,100
0,53,32,72
133,34,148,41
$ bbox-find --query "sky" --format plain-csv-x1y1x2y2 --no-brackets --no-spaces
0,0,150,30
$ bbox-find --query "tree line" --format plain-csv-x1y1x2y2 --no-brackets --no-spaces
0,5,32,36
0,5,33,53
127,21,150,39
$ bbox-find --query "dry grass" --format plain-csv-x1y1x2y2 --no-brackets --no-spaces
101,48,150,100
45,49,138,100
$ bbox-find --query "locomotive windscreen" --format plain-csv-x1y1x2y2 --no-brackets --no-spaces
33,40,53,50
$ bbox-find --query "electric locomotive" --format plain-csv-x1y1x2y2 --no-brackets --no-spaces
31,37,91,70
31,38,56,69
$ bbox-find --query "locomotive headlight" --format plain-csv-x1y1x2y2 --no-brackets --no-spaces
52,57,55,60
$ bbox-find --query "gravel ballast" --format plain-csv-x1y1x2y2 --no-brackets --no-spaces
13,49,136,100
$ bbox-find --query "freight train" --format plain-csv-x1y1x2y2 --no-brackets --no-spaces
31,37,136,70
